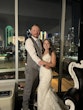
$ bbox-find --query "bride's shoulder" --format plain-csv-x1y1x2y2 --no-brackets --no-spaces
51,51,56,59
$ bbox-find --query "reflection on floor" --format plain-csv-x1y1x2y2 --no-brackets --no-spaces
52,78,73,92
51,72,74,92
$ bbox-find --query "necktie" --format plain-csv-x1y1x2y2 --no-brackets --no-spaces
36,39,41,49
36,39,42,56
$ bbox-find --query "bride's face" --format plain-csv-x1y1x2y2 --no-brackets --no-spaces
43,40,50,50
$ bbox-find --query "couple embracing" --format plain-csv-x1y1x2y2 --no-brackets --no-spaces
22,24,67,110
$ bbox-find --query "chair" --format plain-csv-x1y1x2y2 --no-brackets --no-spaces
63,60,83,110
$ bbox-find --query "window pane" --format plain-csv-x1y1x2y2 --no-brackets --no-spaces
0,0,15,80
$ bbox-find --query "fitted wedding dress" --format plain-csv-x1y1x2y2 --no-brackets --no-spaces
37,53,67,110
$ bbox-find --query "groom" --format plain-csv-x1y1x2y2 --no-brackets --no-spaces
22,24,43,110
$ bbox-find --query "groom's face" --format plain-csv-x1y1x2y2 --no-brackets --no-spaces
30,25,40,38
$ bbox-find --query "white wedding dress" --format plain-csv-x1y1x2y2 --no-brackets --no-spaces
37,53,66,110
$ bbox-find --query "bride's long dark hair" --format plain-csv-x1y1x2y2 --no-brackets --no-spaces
42,39,55,55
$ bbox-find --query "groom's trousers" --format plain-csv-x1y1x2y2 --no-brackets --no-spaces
22,67,39,110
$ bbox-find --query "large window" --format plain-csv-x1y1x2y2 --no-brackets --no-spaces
0,0,15,80
0,0,80,94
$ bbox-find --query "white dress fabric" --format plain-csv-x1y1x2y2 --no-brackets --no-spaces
37,53,66,110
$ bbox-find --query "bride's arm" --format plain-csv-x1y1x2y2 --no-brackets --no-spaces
45,52,56,68
39,52,56,68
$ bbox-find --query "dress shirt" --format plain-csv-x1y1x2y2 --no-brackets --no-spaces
25,36,41,65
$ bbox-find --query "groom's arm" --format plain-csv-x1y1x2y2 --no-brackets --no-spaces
25,38,41,65
38,60,51,69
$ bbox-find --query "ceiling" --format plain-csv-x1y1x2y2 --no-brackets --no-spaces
0,0,62,35
18,0,62,34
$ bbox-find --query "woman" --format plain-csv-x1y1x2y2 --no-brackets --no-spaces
38,39,66,110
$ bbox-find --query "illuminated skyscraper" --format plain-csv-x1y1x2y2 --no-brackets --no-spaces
5,25,14,47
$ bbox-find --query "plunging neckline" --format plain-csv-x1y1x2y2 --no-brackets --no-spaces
42,53,49,57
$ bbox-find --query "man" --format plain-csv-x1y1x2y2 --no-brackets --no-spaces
22,24,43,110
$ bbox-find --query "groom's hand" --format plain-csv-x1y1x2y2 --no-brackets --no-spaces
38,60,50,69
38,60,45,66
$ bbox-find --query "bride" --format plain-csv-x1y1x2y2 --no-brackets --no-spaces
38,39,67,110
